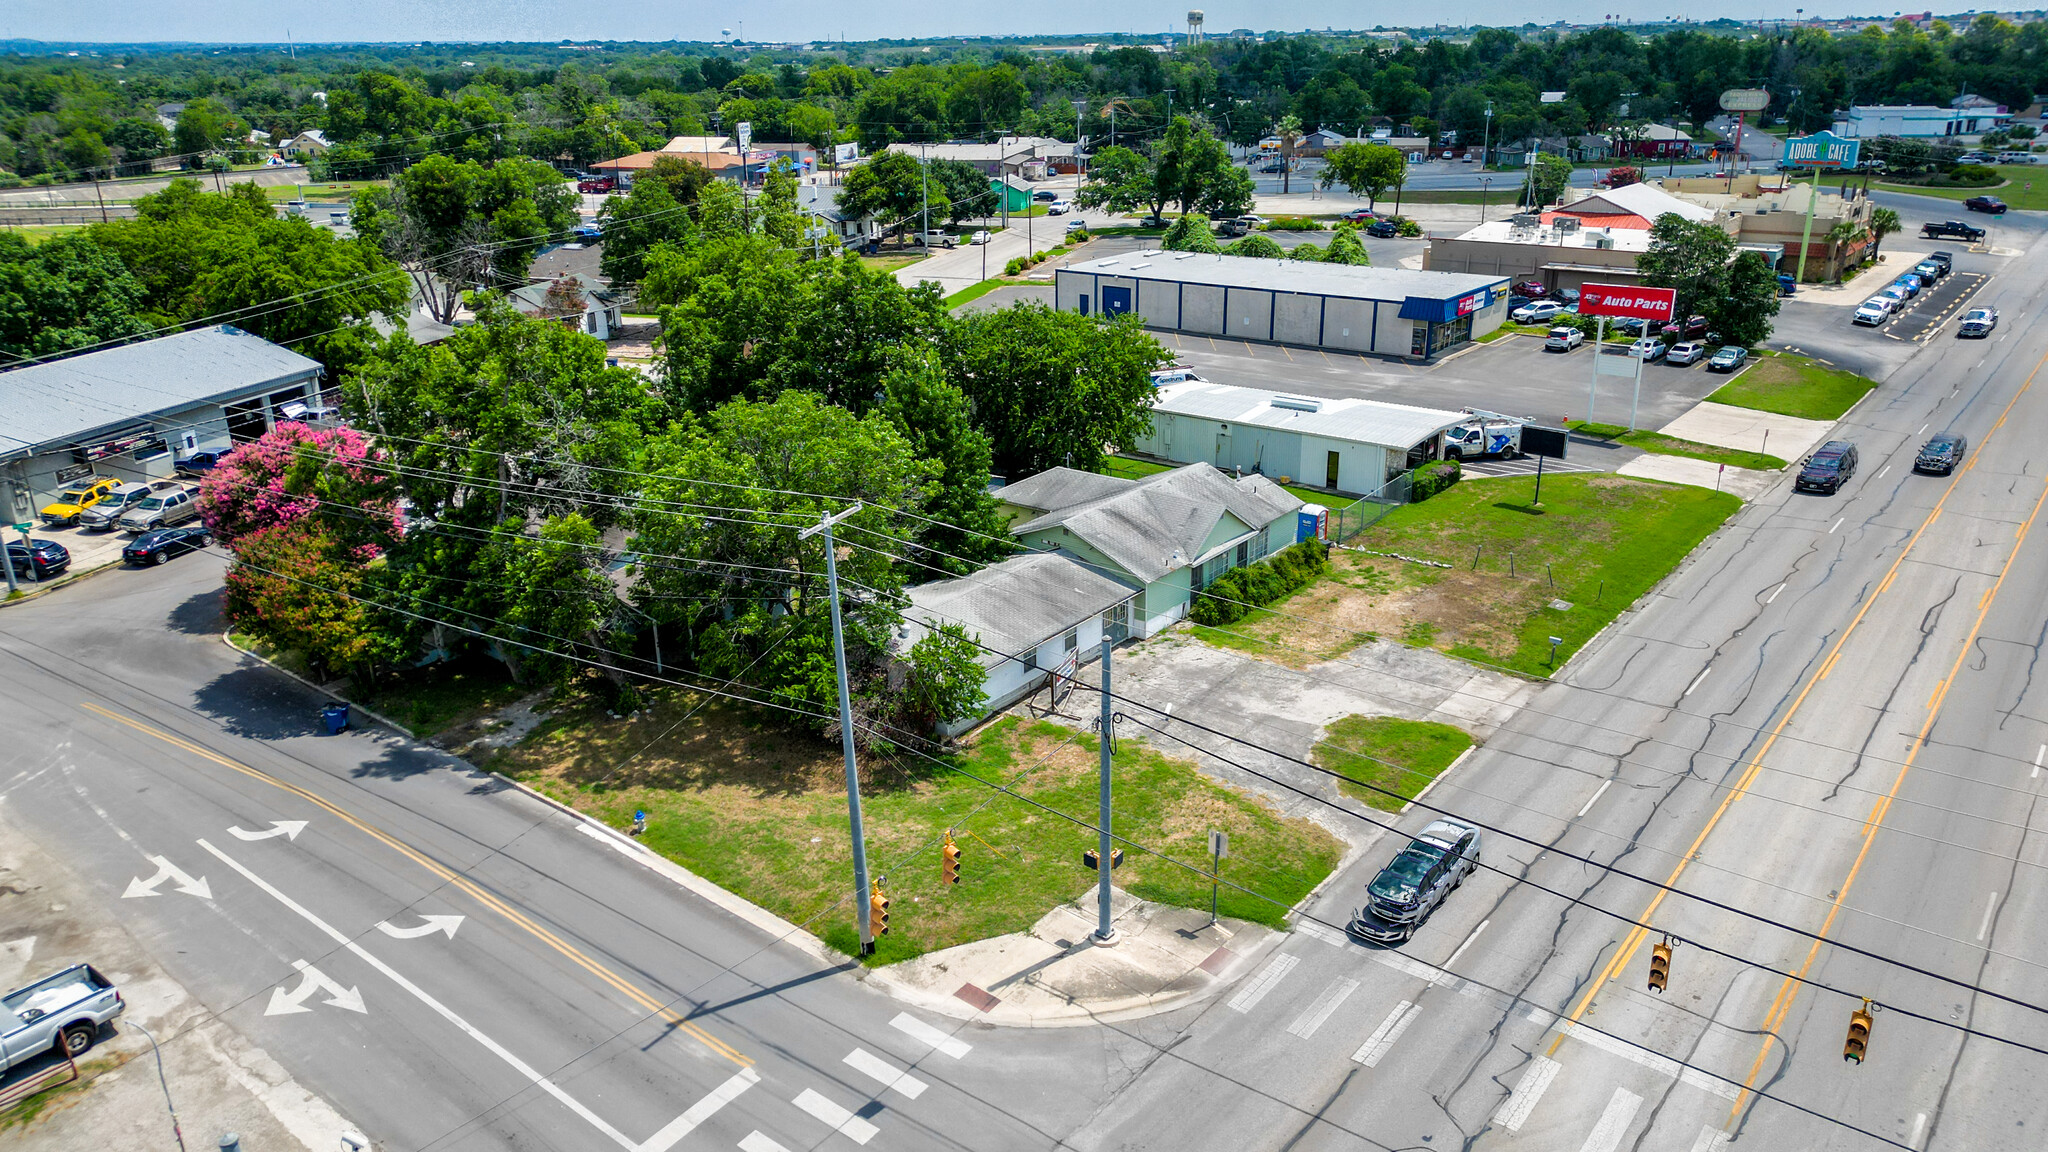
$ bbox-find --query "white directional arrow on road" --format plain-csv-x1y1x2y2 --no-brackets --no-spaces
374,915,464,941
264,959,367,1016
227,821,308,842
122,855,212,900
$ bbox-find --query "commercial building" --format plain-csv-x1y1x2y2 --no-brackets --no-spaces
1054,253,1510,360
593,137,818,185
1659,174,1875,281
1423,181,1717,292
997,462,1300,638
0,326,323,522
1134,379,1469,495
1831,99,2009,139
879,137,1078,178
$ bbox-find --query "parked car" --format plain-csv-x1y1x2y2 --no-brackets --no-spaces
1665,341,1708,366
1959,307,2000,337
1795,440,1860,495
1877,285,1912,308
1149,366,1206,386
1998,151,2039,164
1956,152,1995,165
1913,259,1945,282
1965,195,2008,214
1512,301,1568,324
2,538,70,582
1515,280,1549,298
37,476,122,527
1777,273,1798,296
1914,433,1969,476
968,230,991,245
1347,818,1482,944
1922,220,1986,241
1853,297,1896,326
1339,208,1376,223
1506,294,1532,315
174,450,227,478
1614,317,1649,337
1045,200,1070,216
1032,189,1059,203
1215,217,1251,237
1555,288,1580,305
122,525,215,566
77,482,164,531
1064,218,1089,232
572,224,604,242
117,486,199,534
1544,326,1585,352
1888,275,1921,299
1659,314,1709,338
913,230,957,248
1626,337,1667,361
1925,250,1956,274
1363,219,1400,238
575,177,615,194
1707,346,1750,372
0,964,124,1070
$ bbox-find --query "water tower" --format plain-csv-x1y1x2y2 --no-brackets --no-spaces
1188,10,1204,44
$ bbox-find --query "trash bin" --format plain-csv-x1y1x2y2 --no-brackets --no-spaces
321,703,350,735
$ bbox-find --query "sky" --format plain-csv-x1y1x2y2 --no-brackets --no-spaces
4,3,1886,46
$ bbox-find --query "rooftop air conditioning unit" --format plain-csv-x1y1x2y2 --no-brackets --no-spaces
1555,217,1581,232
1270,395,1322,412
1511,213,1541,227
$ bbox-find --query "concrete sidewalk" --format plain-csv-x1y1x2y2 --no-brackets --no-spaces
866,888,1280,1027
1618,453,1780,501
1658,400,1836,462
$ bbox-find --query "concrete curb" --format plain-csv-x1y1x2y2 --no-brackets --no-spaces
218,634,417,739
0,555,123,609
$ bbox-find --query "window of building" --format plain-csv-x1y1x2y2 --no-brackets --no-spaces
1022,648,1038,671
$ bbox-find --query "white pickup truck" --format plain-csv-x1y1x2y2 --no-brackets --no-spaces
1442,410,1529,460
2,964,124,1068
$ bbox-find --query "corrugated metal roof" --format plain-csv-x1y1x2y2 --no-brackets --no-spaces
1062,252,1507,302
0,326,323,458
1012,462,1300,583
1152,380,1468,450
995,467,1131,512
903,551,1135,663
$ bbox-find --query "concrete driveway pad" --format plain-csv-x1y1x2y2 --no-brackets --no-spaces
1658,400,1837,460
1617,453,1779,501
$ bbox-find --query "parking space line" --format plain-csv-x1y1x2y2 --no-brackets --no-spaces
1684,667,1712,697
1286,977,1358,1038
1493,1056,1561,1132
890,1012,971,1059
2033,744,2043,779
792,1089,878,1146
843,1048,927,1100
1577,780,1613,818
1228,953,1299,1012
1829,517,1844,534
1766,582,1785,604
1979,891,2001,941
1576,1087,1643,1152
1353,1001,1420,1067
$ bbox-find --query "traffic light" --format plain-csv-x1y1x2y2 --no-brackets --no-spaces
1648,937,1673,995
1845,1000,1874,1064
870,881,890,937
941,832,962,885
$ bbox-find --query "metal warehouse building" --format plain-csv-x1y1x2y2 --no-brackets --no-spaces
1055,252,1512,359
1135,380,1470,495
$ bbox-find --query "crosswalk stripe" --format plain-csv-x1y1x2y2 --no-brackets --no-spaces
1352,1001,1420,1067
1228,953,1299,1012
1493,1056,1562,1132
738,1133,791,1152
843,1047,928,1099
1576,1087,1642,1152
889,1012,970,1059
792,1089,879,1146
1285,978,1358,1038
1688,1124,1733,1152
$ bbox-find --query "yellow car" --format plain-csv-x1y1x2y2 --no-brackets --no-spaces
38,477,121,527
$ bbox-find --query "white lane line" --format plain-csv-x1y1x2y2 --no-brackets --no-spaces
843,1048,927,1100
641,1069,762,1152
1918,424,1929,435
1577,780,1613,818
1829,516,1844,534
890,1012,971,1059
1552,1020,1738,1100
1437,920,1488,983
1878,465,1891,479
1766,582,1785,605
195,840,680,1152
1684,667,1712,697
2035,744,2044,779
1979,892,2001,941
1286,978,1358,1038
1576,1087,1643,1152
1353,1001,1420,1067
1689,1125,1733,1152
1911,1112,1928,1147
1228,952,1300,1012
792,1089,879,1146
1493,1056,1561,1132
739,1134,790,1152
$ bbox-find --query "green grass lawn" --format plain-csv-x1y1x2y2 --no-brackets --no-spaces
1399,190,1497,205
5,224,84,244
1312,716,1473,811
1569,420,1788,471
504,711,1342,964
1877,165,2048,209
943,279,1009,308
1708,352,1877,421
857,251,929,273
1100,454,1334,506
260,180,386,201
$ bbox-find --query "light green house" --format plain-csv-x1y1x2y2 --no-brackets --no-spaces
989,175,1035,213
997,463,1302,638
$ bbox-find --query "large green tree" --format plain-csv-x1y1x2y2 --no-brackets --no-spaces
1320,142,1407,210
837,149,948,244
350,155,578,323
0,231,152,362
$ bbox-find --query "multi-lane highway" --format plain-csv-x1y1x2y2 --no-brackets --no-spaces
4,201,2046,1152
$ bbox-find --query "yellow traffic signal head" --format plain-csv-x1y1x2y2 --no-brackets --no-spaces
870,883,891,936
942,834,962,885
1648,940,1672,994
1845,1005,1873,1064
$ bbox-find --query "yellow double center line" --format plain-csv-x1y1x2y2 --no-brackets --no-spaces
82,702,750,1067
1550,340,2048,1077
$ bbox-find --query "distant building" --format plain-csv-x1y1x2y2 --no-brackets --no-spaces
879,137,1077,177
1614,123,1693,159
506,274,626,340
1831,100,2009,139
281,129,329,159
1423,182,1719,292
1136,380,1471,495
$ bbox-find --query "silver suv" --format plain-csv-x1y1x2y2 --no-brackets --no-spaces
1348,818,1481,944
78,481,162,531
117,485,199,534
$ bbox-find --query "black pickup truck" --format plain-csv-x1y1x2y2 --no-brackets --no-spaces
1921,220,1986,241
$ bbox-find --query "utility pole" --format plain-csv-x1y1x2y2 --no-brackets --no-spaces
800,503,877,956
920,141,929,241
1095,636,1117,944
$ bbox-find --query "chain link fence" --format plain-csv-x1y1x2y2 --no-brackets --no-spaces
1329,471,1412,542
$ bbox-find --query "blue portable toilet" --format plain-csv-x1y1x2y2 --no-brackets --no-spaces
1297,504,1329,542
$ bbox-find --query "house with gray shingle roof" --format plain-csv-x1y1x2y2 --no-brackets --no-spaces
998,462,1302,637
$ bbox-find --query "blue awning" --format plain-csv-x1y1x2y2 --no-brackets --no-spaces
1398,285,1497,323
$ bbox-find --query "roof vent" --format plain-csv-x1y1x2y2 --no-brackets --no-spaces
1175,252,1198,259
1270,395,1321,412
1128,262,1153,270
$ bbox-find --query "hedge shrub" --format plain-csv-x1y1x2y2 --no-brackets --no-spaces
1411,459,1461,502
1189,539,1330,627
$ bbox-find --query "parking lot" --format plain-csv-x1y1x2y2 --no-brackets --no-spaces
1859,269,1988,343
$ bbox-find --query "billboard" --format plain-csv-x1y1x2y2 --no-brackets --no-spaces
1719,88,1771,113
1782,131,1860,170
1577,283,1677,321
1521,425,1570,460
833,142,859,165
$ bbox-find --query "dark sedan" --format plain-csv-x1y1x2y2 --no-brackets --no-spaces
122,525,214,566
1914,434,1968,475
174,450,226,478
1363,219,1400,238
4,538,71,582
1965,195,2009,214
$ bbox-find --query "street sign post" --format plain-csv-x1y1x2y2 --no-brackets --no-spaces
1578,284,1677,431
1718,89,1770,191
1208,830,1229,925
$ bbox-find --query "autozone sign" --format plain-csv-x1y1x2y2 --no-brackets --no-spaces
1576,283,1677,321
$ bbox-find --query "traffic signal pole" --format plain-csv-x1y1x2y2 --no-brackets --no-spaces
802,503,875,955
1096,636,1117,944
